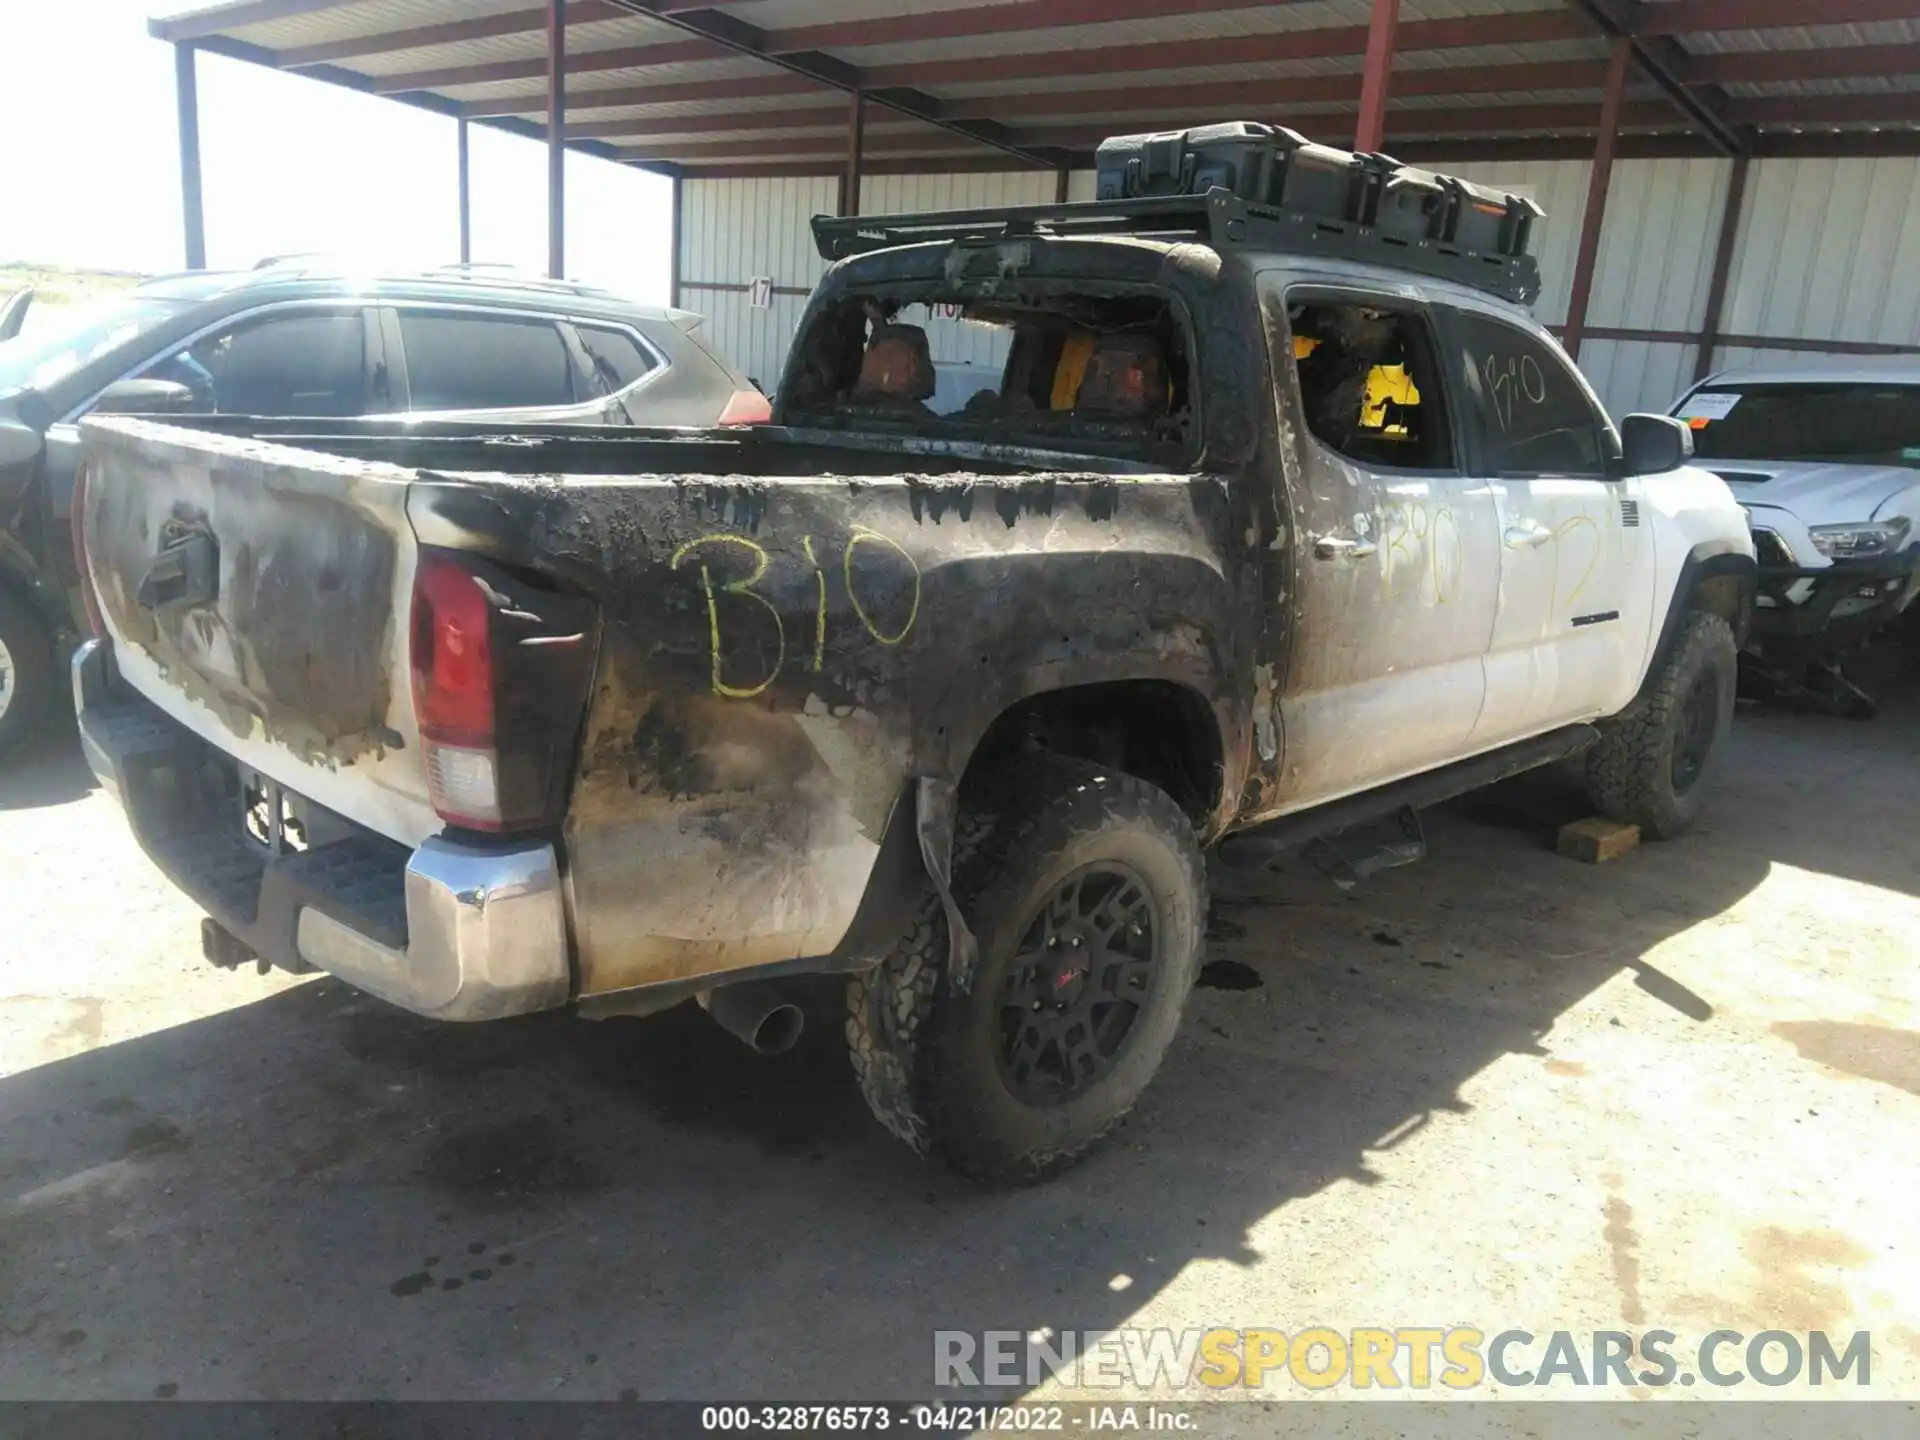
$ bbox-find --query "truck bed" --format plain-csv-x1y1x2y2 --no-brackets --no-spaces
77,414,1232,1001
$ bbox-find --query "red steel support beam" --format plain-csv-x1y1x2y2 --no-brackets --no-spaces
174,44,207,270
616,107,1692,159
457,118,473,264
1353,0,1400,152
1730,93,1920,127
674,156,1067,179
1688,41,1920,86
402,11,1592,108
468,75,816,116
772,0,1328,51
866,10,1587,88
1693,153,1750,383
548,0,566,279
374,40,721,94
1563,37,1633,361
947,59,1609,123
620,132,969,164
841,90,866,218
1633,0,1920,34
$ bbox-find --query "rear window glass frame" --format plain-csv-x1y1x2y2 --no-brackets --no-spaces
779,277,1204,469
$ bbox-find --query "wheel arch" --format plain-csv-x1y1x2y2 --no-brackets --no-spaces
957,677,1230,833
1634,541,1755,711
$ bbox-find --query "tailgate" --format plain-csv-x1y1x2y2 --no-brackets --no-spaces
78,417,438,847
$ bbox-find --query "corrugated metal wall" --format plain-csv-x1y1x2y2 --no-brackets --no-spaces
1716,156,1920,376
679,174,837,390
678,155,1920,417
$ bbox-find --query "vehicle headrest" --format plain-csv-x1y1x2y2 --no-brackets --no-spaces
853,323,935,402
1075,334,1170,419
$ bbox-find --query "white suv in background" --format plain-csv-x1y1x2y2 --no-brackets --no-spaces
1673,358,1920,716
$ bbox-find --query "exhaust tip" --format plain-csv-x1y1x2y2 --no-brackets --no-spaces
701,982,808,1056
749,1003,806,1056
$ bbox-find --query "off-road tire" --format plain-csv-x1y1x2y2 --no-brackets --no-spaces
846,754,1206,1183
1586,610,1737,839
0,591,55,765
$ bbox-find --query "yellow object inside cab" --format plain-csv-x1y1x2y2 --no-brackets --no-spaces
1292,335,1421,434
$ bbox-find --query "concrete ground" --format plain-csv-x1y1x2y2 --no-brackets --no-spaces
1,673,1916,1412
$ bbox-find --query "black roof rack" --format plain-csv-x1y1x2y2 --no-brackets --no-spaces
812,187,1541,307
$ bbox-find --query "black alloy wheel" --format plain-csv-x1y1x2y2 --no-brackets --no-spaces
995,864,1161,1106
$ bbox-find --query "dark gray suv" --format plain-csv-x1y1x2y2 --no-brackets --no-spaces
0,262,765,761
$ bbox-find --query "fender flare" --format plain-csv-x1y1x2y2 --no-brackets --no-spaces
1633,540,1756,711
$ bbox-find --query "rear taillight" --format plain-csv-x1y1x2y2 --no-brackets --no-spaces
409,547,598,835
411,551,501,827
70,462,103,638
716,389,773,426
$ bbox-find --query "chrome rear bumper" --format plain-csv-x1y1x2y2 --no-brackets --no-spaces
75,639,571,1021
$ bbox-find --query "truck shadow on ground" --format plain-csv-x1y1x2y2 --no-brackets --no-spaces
2,682,1915,1401
0,725,95,811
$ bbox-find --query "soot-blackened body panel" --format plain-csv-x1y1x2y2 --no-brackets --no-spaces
84,421,405,766
410,467,1252,996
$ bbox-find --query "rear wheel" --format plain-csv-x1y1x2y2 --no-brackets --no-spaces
1586,610,1737,839
847,755,1205,1182
0,591,55,765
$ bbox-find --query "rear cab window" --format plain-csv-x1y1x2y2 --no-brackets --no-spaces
1675,382,1920,468
396,310,576,411
781,280,1198,466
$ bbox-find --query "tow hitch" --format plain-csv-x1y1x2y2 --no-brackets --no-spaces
202,917,269,976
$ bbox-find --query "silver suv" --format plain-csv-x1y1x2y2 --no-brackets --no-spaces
0,262,765,760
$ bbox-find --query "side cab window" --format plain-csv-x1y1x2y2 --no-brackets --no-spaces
1445,309,1616,477
1283,296,1458,473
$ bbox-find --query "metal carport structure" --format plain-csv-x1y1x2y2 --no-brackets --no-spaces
153,0,1920,407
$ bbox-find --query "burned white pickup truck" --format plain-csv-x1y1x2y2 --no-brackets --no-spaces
72,124,1755,1180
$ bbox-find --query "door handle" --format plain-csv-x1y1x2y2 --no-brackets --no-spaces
1504,523,1553,549
1313,535,1378,560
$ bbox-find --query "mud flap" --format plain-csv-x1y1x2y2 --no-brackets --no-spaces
915,776,980,993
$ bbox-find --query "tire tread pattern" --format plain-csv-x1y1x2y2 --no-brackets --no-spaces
847,754,1205,1181
1586,610,1736,840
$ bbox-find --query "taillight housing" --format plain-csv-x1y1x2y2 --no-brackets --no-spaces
716,389,773,426
70,461,104,638
409,548,598,834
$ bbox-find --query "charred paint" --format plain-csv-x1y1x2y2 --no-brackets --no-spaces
83,227,1291,1000
85,436,401,766
402,450,1254,998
